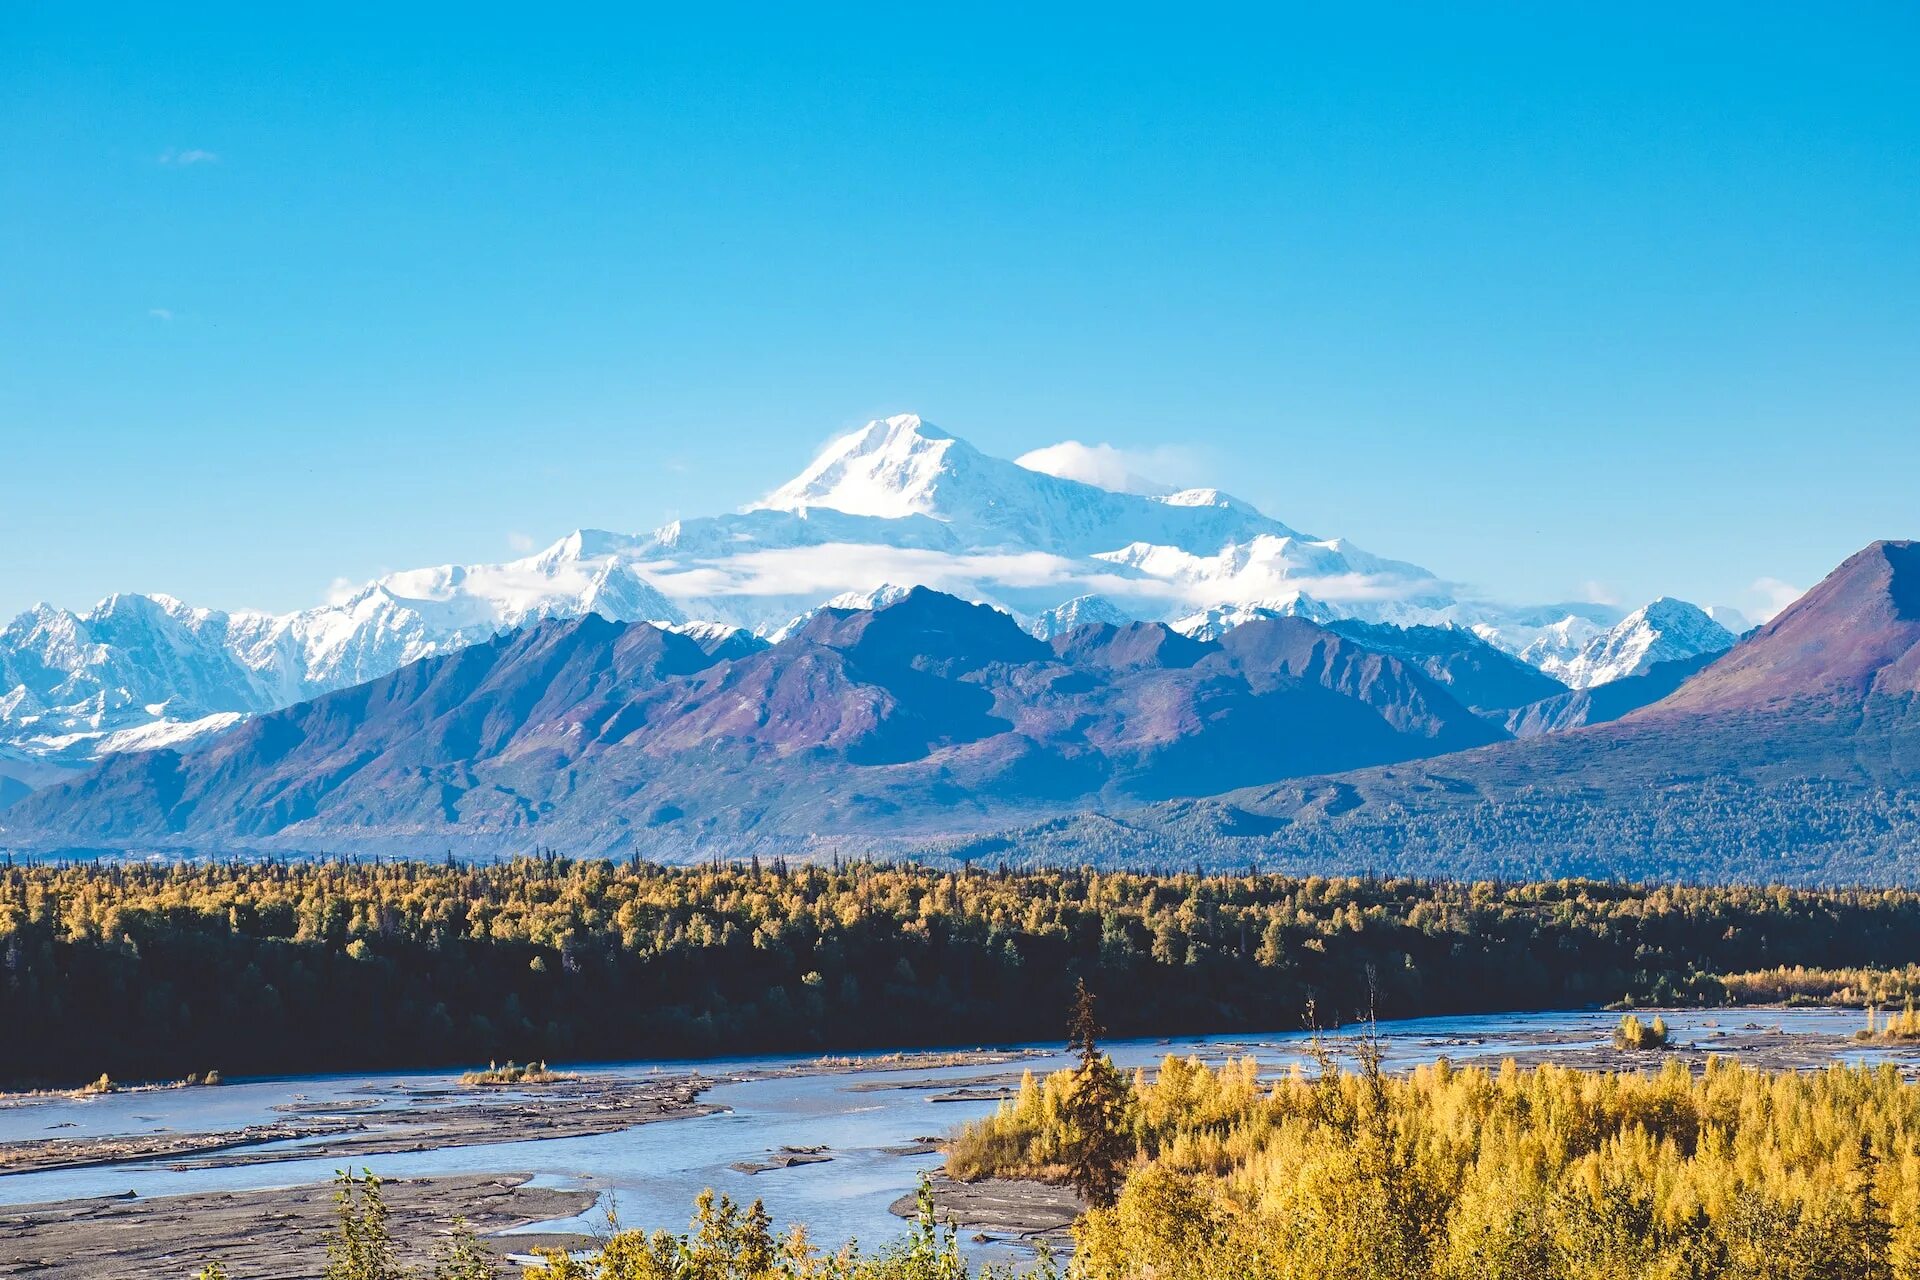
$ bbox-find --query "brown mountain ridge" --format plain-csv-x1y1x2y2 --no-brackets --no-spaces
962,541,1920,886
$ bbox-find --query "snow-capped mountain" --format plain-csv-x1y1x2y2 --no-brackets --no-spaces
1533,598,1736,689
0,538,682,764
1170,597,1338,641
635,414,1447,627
754,415,1308,558
0,412,1725,770
1031,595,1135,641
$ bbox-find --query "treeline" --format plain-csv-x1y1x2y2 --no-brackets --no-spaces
11,856,1920,1084
953,1052,1920,1278
1717,963,1920,1007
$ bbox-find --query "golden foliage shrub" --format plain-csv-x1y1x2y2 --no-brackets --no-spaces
953,1051,1920,1278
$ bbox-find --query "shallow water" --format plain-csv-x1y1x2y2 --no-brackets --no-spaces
0,1007,1888,1257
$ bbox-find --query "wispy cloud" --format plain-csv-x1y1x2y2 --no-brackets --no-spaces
1749,576,1804,622
1013,441,1206,496
1580,580,1620,606
324,577,362,606
506,531,537,554
158,148,219,166
148,308,174,322
1704,603,1754,634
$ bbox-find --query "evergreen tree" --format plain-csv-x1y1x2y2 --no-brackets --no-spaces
1061,979,1133,1208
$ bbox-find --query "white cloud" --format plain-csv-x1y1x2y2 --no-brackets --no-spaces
641,544,1119,600
1704,604,1754,634
632,541,1438,625
1580,580,1620,606
324,577,362,606
158,148,219,166
148,308,174,322
506,531,537,554
1013,441,1185,496
1748,577,1804,622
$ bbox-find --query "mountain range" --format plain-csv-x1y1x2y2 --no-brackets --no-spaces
960,541,1920,886
1,589,1514,856
2,502,1908,881
6,539,1907,878
0,414,1737,778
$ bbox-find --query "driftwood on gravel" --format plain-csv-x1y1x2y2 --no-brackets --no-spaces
890,1176,1083,1247
0,1172,595,1280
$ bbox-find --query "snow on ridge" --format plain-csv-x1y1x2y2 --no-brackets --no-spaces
762,583,917,643
1028,594,1134,641
1530,597,1736,689
0,530,687,766
1171,596,1339,641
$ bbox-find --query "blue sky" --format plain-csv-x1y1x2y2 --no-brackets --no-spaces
3,3,1915,623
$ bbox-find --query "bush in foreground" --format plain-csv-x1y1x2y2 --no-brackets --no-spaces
1612,1012,1670,1049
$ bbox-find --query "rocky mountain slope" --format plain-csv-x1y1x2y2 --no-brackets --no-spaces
1319,619,1569,713
958,542,1920,886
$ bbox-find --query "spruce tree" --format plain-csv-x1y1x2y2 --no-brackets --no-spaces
1062,979,1133,1208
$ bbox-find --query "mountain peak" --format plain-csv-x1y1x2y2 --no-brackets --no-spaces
538,529,637,564
746,416,1317,573
753,414,968,519
1534,595,1733,689
1648,539,1920,715
1158,487,1258,513
1636,596,1712,623
1030,594,1134,641
882,412,949,441
786,584,1049,672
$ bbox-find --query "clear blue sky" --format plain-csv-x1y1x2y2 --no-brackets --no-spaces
3,3,1915,622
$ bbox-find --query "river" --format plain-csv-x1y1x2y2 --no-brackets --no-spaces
0,1007,1894,1261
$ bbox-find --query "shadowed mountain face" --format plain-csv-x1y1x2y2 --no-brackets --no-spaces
1,589,1505,857
1500,651,1718,737
1321,619,1569,712
963,542,1920,886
